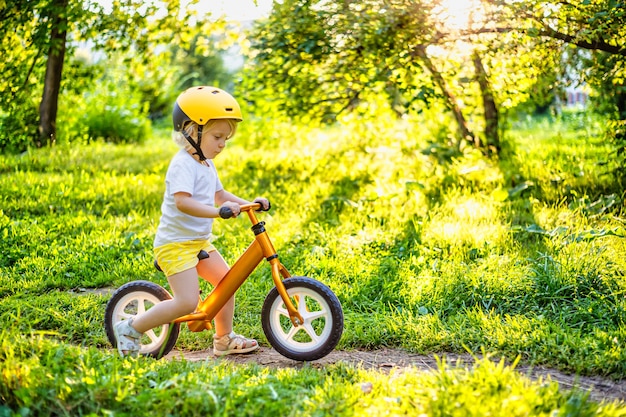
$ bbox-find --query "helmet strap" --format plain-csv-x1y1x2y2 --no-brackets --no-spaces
182,125,207,161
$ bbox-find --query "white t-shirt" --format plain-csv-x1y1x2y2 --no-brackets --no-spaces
153,149,223,248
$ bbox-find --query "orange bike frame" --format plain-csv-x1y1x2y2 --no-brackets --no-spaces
173,204,304,331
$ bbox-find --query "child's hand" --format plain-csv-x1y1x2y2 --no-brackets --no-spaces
253,197,271,211
220,201,241,218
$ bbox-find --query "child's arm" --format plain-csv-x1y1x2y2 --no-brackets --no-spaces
215,190,250,207
174,191,269,219
173,192,222,218
215,190,271,213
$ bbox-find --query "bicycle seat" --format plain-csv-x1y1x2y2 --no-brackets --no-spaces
153,250,210,272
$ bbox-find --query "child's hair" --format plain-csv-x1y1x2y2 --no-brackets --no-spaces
173,119,239,150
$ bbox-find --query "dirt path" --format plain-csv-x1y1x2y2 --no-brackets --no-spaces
83,288,623,403
166,347,626,404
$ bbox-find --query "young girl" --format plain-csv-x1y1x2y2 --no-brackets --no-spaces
114,86,269,357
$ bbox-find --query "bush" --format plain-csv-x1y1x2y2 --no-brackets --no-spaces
605,119,626,183
0,82,152,153
81,81,152,144
0,97,39,154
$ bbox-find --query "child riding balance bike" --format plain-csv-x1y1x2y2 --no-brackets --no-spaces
104,86,343,361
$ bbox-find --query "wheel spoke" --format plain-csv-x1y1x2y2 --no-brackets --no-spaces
284,324,300,341
296,293,309,315
301,323,320,342
144,329,159,344
284,293,326,342
137,298,149,314
119,311,134,320
296,293,327,322
302,308,326,322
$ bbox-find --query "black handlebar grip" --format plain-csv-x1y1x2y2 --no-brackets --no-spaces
219,206,234,219
254,199,271,212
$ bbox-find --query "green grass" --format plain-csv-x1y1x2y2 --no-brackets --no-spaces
1,111,625,414
1,332,623,416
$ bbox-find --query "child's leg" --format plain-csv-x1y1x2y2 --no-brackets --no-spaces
130,268,200,333
196,251,234,337
197,252,258,355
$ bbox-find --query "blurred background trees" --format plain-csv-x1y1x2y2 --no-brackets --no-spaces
0,0,624,172
243,0,625,160
0,0,234,151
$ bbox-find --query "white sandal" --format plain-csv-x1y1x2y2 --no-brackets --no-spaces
114,319,142,357
213,331,258,356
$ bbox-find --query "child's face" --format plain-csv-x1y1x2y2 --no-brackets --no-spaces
201,120,232,159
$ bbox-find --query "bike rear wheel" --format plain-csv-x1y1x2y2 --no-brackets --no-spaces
261,277,343,361
104,280,180,358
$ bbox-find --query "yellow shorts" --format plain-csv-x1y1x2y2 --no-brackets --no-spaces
154,240,216,277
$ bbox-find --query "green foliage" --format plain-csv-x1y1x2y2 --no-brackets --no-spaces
174,33,233,91
1,332,623,416
81,75,152,144
0,101,39,154
242,0,440,124
0,0,48,152
489,0,626,171
0,114,625,412
0,0,155,149
0,0,237,151
604,119,626,183
123,17,237,121
241,0,626,166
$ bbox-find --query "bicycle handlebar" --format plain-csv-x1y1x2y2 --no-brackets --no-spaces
218,203,265,219
241,203,263,212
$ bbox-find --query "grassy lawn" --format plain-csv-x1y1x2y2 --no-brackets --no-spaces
0,112,624,415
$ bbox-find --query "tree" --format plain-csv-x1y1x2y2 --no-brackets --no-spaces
472,51,499,154
477,0,626,175
241,0,510,153
1,0,151,148
0,0,229,151
38,0,68,147
242,0,626,160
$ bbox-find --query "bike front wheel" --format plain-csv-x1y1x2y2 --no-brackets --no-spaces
261,277,343,361
104,280,180,358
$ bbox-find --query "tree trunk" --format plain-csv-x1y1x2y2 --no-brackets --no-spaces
472,50,500,155
38,0,68,148
615,90,626,119
413,45,476,149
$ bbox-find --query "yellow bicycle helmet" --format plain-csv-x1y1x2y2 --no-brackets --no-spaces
172,86,243,160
